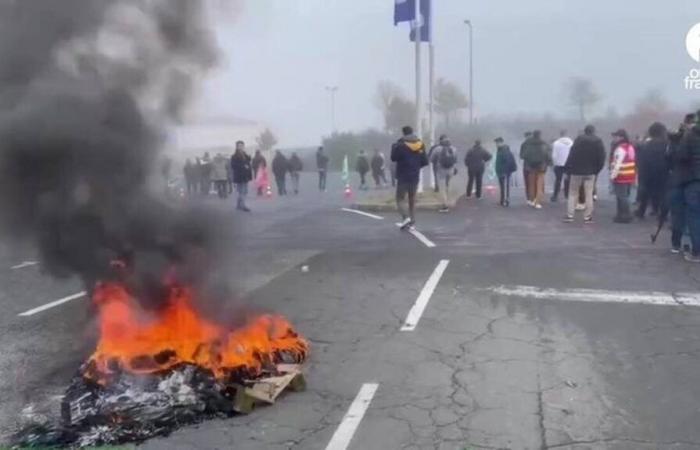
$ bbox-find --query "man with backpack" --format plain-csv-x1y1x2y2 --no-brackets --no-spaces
494,137,517,207
433,136,458,212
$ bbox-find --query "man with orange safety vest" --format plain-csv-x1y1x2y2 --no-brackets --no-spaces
610,129,637,223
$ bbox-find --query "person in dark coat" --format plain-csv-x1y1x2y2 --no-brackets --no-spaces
636,122,669,219
316,146,329,192
199,152,212,195
563,125,606,222
288,152,303,195
272,150,289,196
356,150,370,190
494,137,517,206
391,125,428,229
677,112,700,262
464,140,492,199
230,141,253,211
183,159,196,195
521,130,552,208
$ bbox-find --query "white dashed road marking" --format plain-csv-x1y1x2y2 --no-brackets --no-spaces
325,383,379,450
401,260,450,331
11,261,38,270
341,208,384,220
407,228,436,248
487,285,700,307
18,291,87,317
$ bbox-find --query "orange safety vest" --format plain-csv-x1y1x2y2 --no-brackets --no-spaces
612,143,636,184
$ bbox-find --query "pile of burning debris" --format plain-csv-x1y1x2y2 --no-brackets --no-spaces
14,281,309,447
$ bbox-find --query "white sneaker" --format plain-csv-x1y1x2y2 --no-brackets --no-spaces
576,204,585,211
527,200,534,207
534,203,543,209
398,217,412,230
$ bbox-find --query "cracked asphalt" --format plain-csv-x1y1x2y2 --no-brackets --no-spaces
2,173,700,450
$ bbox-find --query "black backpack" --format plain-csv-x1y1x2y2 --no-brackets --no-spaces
438,146,456,169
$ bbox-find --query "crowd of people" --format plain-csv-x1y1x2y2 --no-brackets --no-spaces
182,142,306,212
387,110,700,263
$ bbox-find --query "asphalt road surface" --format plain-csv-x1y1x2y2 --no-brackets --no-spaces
2,172,700,450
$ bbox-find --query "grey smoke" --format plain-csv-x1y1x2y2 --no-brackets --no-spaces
0,0,224,304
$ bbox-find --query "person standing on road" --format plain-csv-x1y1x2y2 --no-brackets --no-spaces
677,112,700,262
183,159,196,195
231,141,253,212
288,152,303,195
520,131,533,201
391,126,428,230
465,140,492,199
522,130,552,209
433,136,457,212
316,146,329,192
636,122,669,219
252,150,267,196
563,125,606,223
666,118,693,254
495,137,517,207
211,152,230,199
272,150,289,196
428,135,447,193
610,129,637,224
199,152,212,195
356,150,370,191
371,148,387,188
551,130,573,202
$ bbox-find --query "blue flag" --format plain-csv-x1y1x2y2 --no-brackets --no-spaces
409,0,431,42
394,0,415,25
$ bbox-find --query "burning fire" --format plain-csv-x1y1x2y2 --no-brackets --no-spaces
83,281,309,385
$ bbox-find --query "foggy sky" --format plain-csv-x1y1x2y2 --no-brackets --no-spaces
198,0,700,146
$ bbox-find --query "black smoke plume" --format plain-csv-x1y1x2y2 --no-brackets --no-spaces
0,0,223,304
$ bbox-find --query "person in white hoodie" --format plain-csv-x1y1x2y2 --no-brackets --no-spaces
551,130,573,202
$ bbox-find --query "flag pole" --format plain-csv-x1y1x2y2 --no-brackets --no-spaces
415,0,424,194
428,42,435,191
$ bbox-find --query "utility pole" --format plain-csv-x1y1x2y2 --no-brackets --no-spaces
325,86,339,134
464,20,474,125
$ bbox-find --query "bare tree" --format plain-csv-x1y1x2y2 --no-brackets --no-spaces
374,80,407,133
434,78,469,129
565,77,601,122
385,97,416,134
255,128,278,152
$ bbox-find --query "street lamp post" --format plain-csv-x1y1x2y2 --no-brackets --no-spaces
325,86,339,134
464,20,474,125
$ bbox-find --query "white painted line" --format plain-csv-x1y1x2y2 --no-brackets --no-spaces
408,228,436,248
18,291,87,317
401,260,450,331
11,261,38,270
341,208,384,220
325,383,379,450
487,285,700,307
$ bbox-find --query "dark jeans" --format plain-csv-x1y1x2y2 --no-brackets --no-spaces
396,181,418,221
685,181,700,255
359,171,367,188
186,178,196,194
498,174,511,205
669,185,686,249
552,166,570,200
637,175,665,218
613,183,633,222
467,169,484,198
318,170,327,191
433,164,440,193
275,175,287,195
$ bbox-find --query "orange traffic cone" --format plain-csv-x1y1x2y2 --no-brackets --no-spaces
344,184,353,199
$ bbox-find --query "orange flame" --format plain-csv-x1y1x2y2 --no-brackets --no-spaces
83,282,308,384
